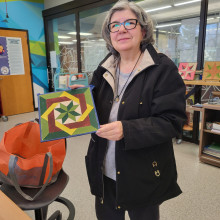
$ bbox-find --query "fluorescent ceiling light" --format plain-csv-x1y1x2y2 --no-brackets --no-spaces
207,28,217,31
81,41,93,43
58,36,71,39
207,18,214,20
68,32,92,36
156,22,181,28
145,5,172,13
89,39,105,42
153,30,166,33
59,42,74,45
174,0,201,7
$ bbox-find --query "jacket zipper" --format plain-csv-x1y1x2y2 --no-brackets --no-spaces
118,64,158,105
100,99,114,204
100,165,105,204
114,64,158,207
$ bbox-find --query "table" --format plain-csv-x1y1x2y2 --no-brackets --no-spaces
0,191,31,220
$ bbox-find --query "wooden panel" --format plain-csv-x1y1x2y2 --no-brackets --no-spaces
0,29,34,116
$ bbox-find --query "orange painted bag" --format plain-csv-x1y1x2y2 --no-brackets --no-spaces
0,121,66,200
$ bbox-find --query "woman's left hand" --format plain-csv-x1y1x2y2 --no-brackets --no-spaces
96,121,124,141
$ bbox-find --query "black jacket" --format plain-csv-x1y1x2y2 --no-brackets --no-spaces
85,44,186,210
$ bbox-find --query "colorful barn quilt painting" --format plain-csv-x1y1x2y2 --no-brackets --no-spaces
38,86,99,142
202,61,220,81
178,62,197,80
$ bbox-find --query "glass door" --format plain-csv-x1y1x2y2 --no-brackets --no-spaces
79,4,113,82
45,3,114,90
46,13,77,90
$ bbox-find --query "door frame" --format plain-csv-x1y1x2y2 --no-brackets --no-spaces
43,0,117,92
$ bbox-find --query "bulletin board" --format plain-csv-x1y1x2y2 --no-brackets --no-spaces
0,28,34,116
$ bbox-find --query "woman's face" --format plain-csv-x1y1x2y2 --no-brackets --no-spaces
109,9,144,54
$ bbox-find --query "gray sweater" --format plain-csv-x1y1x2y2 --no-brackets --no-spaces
104,68,136,180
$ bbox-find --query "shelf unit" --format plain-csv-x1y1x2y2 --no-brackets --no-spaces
183,80,220,144
199,104,220,167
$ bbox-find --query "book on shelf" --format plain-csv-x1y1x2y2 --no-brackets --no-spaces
203,143,220,158
205,142,220,150
203,151,220,159
59,75,68,89
212,122,220,131
211,129,220,134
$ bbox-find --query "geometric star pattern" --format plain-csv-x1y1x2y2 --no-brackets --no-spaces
54,101,82,124
38,86,99,142
203,61,220,81
178,62,197,80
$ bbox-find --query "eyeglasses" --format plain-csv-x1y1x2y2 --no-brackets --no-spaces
108,19,138,33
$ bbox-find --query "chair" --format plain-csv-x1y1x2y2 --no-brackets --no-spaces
0,169,75,220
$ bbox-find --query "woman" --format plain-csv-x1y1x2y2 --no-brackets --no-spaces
71,0,186,219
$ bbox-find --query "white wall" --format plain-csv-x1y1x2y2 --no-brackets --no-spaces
44,0,73,9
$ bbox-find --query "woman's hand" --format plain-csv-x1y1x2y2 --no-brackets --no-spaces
69,84,85,89
96,121,124,141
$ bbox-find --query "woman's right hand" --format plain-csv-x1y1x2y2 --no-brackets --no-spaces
69,84,85,89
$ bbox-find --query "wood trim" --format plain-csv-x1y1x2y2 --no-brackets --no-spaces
202,104,220,110
43,0,117,17
200,154,220,167
186,105,203,112
184,80,220,86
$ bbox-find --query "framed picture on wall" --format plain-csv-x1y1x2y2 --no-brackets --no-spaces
178,62,197,80
202,61,220,81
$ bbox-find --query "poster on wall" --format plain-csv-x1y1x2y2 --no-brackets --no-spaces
178,62,197,80
0,36,25,75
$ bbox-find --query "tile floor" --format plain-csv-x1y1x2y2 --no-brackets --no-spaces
0,112,220,220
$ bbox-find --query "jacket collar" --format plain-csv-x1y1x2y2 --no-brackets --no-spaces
101,44,159,93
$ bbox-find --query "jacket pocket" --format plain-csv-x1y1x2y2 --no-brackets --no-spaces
147,142,174,182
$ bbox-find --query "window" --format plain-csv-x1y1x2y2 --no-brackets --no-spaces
135,0,201,66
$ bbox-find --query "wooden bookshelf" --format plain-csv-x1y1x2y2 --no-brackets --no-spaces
199,104,220,167
183,80,220,144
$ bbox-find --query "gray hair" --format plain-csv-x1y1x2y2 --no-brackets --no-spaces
101,0,155,60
